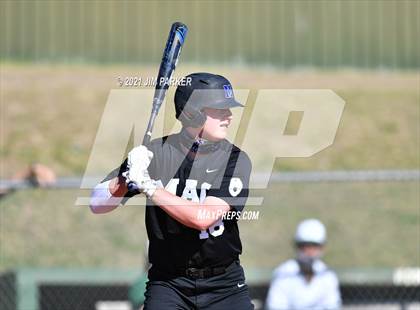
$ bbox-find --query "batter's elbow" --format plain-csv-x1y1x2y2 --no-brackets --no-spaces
90,207,113,214
89,200,119,214
89,186,122,213
89,199,108,214
89,203,106,214
89,181,121,214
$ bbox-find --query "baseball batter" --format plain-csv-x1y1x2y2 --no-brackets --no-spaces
90,73,254,309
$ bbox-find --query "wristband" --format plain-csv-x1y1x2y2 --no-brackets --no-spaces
90,180,123,208
143,180,157,198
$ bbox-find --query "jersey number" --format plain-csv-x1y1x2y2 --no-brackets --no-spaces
199,219,225,239
165,178,225,239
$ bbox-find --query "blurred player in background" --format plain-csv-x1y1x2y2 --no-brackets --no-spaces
90,73,253,309
0,163,56,199
265,219,341,310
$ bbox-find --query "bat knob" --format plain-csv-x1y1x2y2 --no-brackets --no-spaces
127,181,139,193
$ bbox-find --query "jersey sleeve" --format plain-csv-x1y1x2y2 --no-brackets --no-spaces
101,159,127,183
207,149,252,213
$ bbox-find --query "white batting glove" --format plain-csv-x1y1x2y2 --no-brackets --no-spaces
122,145,157,198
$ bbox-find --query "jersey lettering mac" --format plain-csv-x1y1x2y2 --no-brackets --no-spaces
104,132,252,270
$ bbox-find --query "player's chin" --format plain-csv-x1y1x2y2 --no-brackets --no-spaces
207,129,227,142
216,128,228,140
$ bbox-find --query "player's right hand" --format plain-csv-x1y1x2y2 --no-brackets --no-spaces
122,146,156,197
126,145,154,171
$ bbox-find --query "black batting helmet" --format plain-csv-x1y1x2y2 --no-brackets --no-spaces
174,73,243,127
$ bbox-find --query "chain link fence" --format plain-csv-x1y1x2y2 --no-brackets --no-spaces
1,269,419,310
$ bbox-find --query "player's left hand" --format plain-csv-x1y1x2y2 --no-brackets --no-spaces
122,145,157,198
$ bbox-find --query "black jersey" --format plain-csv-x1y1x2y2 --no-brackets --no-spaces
105,130,252,270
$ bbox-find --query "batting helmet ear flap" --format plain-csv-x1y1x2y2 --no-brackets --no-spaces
178,108,207,128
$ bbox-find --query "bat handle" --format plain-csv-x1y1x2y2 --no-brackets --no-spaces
142,132,152,146
126,109,157,193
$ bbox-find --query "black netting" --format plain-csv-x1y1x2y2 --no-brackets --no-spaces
1,276,420,310
341,285,420,303
39,284,128,310
0,272,16,310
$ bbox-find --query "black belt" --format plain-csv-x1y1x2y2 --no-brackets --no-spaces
153,260,236,280
184,265,227,279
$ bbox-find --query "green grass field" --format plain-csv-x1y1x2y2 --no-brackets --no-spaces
0,181,418,272
1,64,419,271
1,64,418,176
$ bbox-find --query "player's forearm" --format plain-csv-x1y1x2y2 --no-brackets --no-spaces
150,188,230,230
108,176,128,197
89,177,127,214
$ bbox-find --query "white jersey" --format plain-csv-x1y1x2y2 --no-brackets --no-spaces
265,259,341,310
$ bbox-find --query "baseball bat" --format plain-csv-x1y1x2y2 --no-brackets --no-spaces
127,22,188,192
